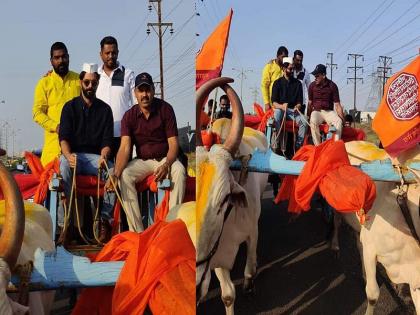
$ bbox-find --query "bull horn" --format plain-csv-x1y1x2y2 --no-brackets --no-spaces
195,77,234,146
220,83,244,156
0,161,24,269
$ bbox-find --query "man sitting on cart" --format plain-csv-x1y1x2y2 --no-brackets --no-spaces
271,57,306,152
59,63,115,243
105,72,186,233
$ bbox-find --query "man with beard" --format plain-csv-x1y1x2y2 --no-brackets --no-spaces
272,57,306,151
104,72,186,232
293,50,311,115
308,64,344,145
215,94,232,119
96,36,135,159
33,42,80,165
59,63,115,243
261,46,288,112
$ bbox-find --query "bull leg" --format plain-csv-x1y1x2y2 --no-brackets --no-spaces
215,267,235,315
243,233,258,295
355,235,366,282
363,245,379,315
330,213,341,258
409,286,420,314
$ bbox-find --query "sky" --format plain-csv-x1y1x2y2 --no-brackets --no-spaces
197,0,420,114
0,0,194,154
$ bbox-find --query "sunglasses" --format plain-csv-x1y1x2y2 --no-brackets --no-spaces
82,79,98,87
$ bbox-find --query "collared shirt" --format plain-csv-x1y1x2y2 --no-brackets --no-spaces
271,76,303,109
261,59,283,105
294,66,311,107
96,62,135,137
215,110,232,119
308,78,340,111
33,70,80,165
59,96,114,155
121,98,178,160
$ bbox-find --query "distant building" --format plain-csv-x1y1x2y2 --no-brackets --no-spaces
360,111,376,123
178,125,195,153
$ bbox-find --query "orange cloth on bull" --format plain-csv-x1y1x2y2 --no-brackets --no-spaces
257,108,274,133
274,145,314,213
72,219,195,315
294,140,376,218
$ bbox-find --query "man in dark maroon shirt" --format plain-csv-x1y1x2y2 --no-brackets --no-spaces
105,72,186,232
308,64,345,145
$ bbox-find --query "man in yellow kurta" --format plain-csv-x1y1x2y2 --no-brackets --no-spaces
33,42,80,165
260,46,288,112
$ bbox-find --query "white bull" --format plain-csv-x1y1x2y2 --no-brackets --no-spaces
0,162,55,315
334,141,420,315
195,77,268,315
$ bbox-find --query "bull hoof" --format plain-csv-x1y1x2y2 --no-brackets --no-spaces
329,246,340,260
222,296,234,307
243,277,256,296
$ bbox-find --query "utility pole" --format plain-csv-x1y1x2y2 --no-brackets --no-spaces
347,53,364,124
147,0,173,100
326,52,338,80
232,68,253,102
250,86,259,104
377,56,392,97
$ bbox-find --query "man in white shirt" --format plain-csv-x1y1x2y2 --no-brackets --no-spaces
96,36,136,159
293,50,311,116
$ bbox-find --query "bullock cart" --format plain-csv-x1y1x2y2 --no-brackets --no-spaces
7,99,420,294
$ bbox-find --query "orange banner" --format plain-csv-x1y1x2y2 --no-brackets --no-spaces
196,9,233,90
372,56,420,157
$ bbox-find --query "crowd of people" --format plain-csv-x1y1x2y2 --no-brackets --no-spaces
204,45,346,153
32,37,186,243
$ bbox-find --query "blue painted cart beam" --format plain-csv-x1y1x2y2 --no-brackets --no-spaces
11,246,123,290
230,149,419,184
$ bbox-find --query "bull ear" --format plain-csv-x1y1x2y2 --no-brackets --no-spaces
230,182,248,208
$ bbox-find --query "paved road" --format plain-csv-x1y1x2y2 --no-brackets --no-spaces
197,187,413,315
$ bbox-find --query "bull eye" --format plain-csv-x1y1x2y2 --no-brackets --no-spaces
217,194,231,215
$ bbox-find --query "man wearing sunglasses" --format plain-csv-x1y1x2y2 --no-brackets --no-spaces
33,42,80,166
59,63,115,243
308,64,345,145
271,57,306,152
105,72,186,232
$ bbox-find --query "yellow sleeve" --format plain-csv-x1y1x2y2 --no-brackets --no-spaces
260,63,271,105
32,79,58,132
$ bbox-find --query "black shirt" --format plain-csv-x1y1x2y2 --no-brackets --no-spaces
271,76,303,109
59,96,114,155
215,110,232,119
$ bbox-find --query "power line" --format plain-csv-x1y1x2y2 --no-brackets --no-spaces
326,52,338,80
362,12,420,53
334,0,391,55
147,0,174,100
377,56,392,96
359,0,420,52
347,53,364,123
335,0,396,63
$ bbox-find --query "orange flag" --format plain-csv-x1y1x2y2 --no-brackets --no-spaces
372,56,420,157
196,9,233,90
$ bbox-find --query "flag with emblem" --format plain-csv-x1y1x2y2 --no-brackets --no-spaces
372,56,420,157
